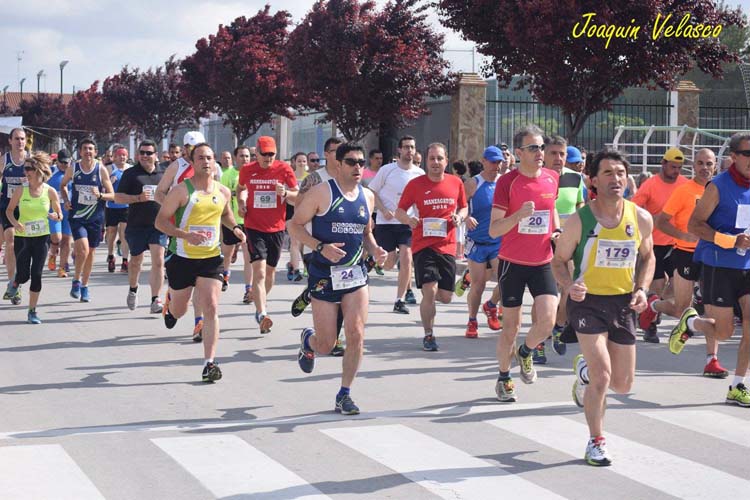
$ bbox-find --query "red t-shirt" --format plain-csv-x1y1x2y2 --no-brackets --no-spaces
398,174,467,255
493,168,559,265
238,160,298,232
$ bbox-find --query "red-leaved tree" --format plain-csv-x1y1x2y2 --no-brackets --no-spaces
437,0,745,142
287,0,457,142
181,6,297,144
66,81,129,147
19,94,70,151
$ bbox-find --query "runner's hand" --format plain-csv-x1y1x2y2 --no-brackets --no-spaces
233,227,246,243
630,289,648,313
568,280,587,302
275,182,286,197
12,221,24,234
465,216,478,231
185,231,207,246
374,246,387,266
381,209,394,221
323,242,347,263
517,201,535,219
407,217,420,229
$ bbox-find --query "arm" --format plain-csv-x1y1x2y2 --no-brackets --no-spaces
288,183,347,263
5,184,24,233
59,167,74,210
155,162,178,204
47,188,62,222
489,203,534,239
551,213,582,292
463,178,479,230
631,207,655,311
363,189,387,264
368,166,395,220
687,183,750,250
97,165,115,202
655,212,697,243
155,184,205,246
219,186,246,242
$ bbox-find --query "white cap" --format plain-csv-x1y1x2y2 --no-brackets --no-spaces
183,131,206,147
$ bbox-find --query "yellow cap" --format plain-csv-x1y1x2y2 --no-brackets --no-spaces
663,148,685,163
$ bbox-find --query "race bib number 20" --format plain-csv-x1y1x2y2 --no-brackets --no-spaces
518,210,550,234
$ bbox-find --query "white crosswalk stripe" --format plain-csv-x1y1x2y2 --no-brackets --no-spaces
639,410,750,447
322,424,565,499
490,415,750,500
152,435,330,499
0,444,105,500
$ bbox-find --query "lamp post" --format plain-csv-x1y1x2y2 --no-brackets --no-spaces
37,70,44,95
2,85,8,106
59,60,69,95
20,78,26,101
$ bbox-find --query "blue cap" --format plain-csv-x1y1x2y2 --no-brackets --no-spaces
483,145,506,162
566,146,583,164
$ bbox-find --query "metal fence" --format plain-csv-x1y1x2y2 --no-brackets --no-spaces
699,103,750,137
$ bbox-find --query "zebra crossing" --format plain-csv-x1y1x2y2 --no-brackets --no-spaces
1,405,747,499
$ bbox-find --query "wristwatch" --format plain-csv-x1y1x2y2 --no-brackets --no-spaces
316,241,325,252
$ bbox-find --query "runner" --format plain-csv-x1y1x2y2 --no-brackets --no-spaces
47,149,73,278
114,139,167,314
237,136,298,333
462,146,504,339
105,145,130,273
396,142,467,350
156,143,245,382
5,151,62,323
286,151,309,281
59,138,115,302
551,149,655,466
1,128,28,303
489,125,561,402
649,148,728,378
289,143,386,414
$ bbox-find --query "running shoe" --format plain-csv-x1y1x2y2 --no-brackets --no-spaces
286,262,294,281
516,346,537,384
80,286,90,302
669,307,698,355
335,394,360,415
126,290,137,311
454,269,471,297
495,378,516,402
256,312,273,334
365,255,376,274
375,265,384,276
163,308,178,330
70,280,81,300
47,255,56,271
27,309,41,325
393,299,409,314
150,298,164,315
726,383,750,407
422,334,439,351
330,335,345,356
221,273,229,292
243,287,253,304
638,293,660,330
57,267,67,278
572,354,588,408
404,288,417,305
192,320,203,342
202,362,222,383
532,342,547,365
552,324,567,355
482,301,502,331
585,436,612,466
107,254,115,273
120,260,128,273
643,323,659,344
3,282,13,300
291,289,311,317
293,270,304,282
465,319,479,339
298,328,315,373
10,286,21,305
703,358,729,379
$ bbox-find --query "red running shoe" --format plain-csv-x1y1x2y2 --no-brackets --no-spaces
703,358,729,379
465,319,479,339
483,301,502,331
638,293,660,330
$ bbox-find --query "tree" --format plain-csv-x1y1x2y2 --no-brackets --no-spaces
287,0,457,142
437,0,745,143
66,81,129,147
103,56,195,142
19,94,70,151
181,6,297,145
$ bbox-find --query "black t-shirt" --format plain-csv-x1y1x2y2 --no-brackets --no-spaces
116,163,166,228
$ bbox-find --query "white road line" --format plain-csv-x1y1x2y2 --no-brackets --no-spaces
639,410,750,448
0,444,105,500
152,435,330,499
491,415,750,500
323,424,565,500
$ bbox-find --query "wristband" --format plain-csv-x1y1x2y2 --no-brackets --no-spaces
633,286,645,294
233,224,243,232
713,232,737,250
553,228,563,235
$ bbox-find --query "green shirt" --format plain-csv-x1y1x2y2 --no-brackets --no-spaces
220,166,241,221
556,167,584,217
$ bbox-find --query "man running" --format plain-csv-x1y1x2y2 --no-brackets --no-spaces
47,148,73,278
156,143,245,382
105,145,130,273
552,149,654,466
1,128,28,303
236,136,298,333
290,143,386,414
396,142,467,350
60,138,115,302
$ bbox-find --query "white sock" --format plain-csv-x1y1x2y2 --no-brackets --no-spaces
204,359,213,366
732,375,746,387
577,358,590,384
687,316,697,332
706,354,716,364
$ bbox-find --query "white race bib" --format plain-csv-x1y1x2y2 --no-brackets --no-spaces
518,210,550,234
331,264,366,291
253,191,277,209
142,185,157,201
189,225,217,247
423,217,447,237
595,239,637,268
736,204,750,229
7,184,19,198
77,186,97,205
24,218,47,236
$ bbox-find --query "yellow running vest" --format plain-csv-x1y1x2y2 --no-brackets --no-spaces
17,185,51,238
174,180,224,259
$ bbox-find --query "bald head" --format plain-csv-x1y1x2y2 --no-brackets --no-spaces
695,148,716,163
694,148,717,183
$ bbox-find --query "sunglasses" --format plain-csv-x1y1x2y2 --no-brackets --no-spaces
58,160,69,165
734,150,750,157
309,158,320,163
260,152,275,158
519,144,545,153
139,150,156,156
342,158,366,167
23,166,35,172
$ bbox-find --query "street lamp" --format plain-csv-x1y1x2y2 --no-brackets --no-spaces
37,70,44,95
2,86,8,106
59,60,69,95
20,78,26,101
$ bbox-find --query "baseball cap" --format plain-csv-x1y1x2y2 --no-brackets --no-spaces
57,149,71,162
183,131,206,147
257,136,277,155
483,145,506,162
566,146,583,164
663,147,685,163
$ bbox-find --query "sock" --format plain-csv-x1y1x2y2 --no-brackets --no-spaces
204,359,213,366
424,330,433,337
469,317,477,322
732,375,746,387
650,299,659,313
303,330,314,351
122,258,128,263
487,300,496,309
151,296,158,303
194,316,203,326
687,316,697,332
337,386,350,399
518,343,532,358
129,286,138,293
108,254,114,260
222,270,230,277
28,307,35,313
245,284,252,291
498,370,510,381
706,354,716,364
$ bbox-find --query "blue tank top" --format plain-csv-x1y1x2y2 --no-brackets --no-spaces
467,175,501,244
694,171,750,270
70,161,105,221
310,179,370,271
0,152,26,208
107,167,128,209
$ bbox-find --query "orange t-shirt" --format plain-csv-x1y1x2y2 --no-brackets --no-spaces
661,181,704,251
632,174,688,246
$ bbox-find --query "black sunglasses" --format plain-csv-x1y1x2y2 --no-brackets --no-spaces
23,166,35,171
260,152,275,158
735,150,750,157
342,158,366,167
309,158,320,162
139,150,156,156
